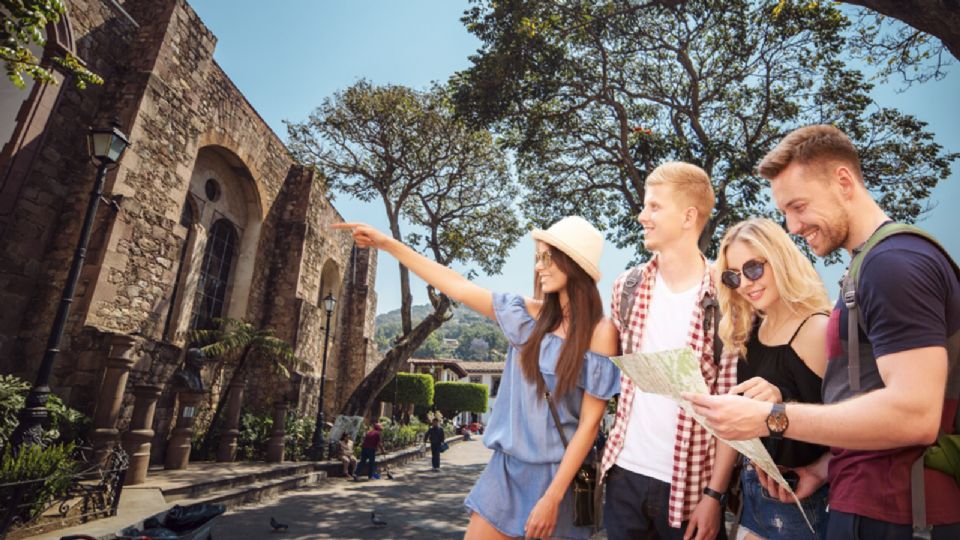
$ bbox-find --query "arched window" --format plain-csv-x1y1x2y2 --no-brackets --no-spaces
190,218,238,330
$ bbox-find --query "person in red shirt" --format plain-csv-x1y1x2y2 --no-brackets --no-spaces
355,423,385,480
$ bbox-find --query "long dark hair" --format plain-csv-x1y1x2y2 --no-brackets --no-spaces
520,246,604,398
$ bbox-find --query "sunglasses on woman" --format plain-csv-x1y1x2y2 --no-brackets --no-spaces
721,259,766,289
534,249,553,268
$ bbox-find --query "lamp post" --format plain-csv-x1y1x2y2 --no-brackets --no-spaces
11,121,130,448
310,292,336,460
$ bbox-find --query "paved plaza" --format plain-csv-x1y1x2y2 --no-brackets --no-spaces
210,439,493,539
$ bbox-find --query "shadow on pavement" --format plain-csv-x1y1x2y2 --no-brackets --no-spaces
211,462,487,539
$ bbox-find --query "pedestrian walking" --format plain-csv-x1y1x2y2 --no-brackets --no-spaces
425,418,446,470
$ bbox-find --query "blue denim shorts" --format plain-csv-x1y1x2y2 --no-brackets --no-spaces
739,465,828,540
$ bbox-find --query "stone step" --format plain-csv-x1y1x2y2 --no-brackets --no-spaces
160,462,319,502
174,470,327,510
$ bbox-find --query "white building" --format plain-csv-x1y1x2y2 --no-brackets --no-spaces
457,361,505,425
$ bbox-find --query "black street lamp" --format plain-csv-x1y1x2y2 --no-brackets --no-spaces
10,121,130,449
309,292,337,460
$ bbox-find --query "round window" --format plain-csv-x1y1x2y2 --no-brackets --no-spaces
205,178,220,202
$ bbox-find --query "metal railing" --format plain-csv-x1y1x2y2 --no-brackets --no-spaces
0,446,128,540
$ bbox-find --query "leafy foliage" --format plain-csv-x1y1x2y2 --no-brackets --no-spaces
1,0,103,89
377,373,435,407
0,442,77,524
376,417,429,453
453,0,957,264
0,375,90,449
286,80,523,417
188,318,299,459
434,382,489,416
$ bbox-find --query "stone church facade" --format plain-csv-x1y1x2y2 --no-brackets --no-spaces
0,0,379,463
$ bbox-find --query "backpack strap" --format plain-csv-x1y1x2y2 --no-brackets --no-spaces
618,265,645,353
844,223,960,393
701,293,722,366
617,263,723,364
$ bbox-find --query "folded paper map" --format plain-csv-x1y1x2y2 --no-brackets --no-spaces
611,347,813,532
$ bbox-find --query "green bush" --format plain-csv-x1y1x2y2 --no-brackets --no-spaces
236,411,272,461
435,382,488,416
0,442,78,525
284,414,315,462
375,418,427,453
377,373,434,407
0,375,90,448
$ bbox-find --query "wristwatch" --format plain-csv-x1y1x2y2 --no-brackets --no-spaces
702,486,727,506
766,402,789,439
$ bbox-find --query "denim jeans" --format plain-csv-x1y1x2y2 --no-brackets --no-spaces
604,465,726,540
826,510,960,540
739,465,828,540
430,445,441,469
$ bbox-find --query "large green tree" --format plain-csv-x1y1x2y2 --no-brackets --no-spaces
453,0,956,262
286,81,522,417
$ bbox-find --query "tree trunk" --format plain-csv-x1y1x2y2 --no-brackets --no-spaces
338,297,451,417
198,344,253,458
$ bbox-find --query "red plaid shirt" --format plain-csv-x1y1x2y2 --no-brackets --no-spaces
600,254,738,527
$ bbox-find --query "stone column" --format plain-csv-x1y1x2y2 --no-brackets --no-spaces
164,390,203,470
266,405,288,463
91,335,138,465
216,379,245,462
122,384,162,485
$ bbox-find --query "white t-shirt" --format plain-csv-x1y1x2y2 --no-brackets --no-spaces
614,273,699,482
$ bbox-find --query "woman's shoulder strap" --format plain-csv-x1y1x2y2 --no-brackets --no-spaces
787,311,830,345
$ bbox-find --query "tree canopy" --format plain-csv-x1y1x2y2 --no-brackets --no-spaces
286,81,522,417
452,0,957,263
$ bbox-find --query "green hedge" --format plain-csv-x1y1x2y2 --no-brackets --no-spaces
377,372,434,407
434,382,488,414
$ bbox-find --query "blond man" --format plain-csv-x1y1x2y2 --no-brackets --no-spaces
602,162,739,540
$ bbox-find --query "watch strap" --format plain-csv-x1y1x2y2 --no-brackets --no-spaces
703,486,727,505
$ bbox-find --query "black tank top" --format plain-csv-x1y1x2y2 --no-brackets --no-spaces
737,314,830,468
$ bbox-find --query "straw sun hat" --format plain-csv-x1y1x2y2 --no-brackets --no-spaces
530,216,603,282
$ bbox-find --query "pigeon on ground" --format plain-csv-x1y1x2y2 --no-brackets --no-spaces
371,512,387,527
270,516,289,532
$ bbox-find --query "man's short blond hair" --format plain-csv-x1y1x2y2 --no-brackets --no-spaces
757,124,862,181
645,161,715,232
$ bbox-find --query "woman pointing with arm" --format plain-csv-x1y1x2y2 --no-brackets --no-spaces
333,217,620,540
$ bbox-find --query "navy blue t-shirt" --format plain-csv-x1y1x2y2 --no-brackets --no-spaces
823,233,960,525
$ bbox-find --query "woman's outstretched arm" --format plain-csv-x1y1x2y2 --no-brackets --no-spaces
332,222,495,319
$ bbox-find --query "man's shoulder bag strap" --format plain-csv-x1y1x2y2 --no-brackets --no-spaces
840,222,960,540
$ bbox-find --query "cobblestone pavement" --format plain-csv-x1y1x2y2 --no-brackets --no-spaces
210,439,493,539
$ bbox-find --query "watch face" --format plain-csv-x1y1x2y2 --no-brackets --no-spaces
766,410,788,433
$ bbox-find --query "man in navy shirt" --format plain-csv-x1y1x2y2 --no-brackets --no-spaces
686,124,960,539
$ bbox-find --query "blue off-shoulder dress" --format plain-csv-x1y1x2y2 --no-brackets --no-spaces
464,292,620,539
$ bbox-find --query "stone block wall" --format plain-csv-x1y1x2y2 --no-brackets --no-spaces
0,0,379,466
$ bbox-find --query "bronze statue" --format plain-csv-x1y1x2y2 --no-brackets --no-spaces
171,347,205,392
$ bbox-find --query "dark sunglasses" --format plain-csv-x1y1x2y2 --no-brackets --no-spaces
721,259,766,289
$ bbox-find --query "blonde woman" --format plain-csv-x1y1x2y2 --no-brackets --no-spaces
717,218,831,540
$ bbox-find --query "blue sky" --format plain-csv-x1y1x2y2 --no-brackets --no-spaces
189,0,959,314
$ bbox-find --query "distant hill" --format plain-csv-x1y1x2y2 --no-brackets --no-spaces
375,303,507,361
